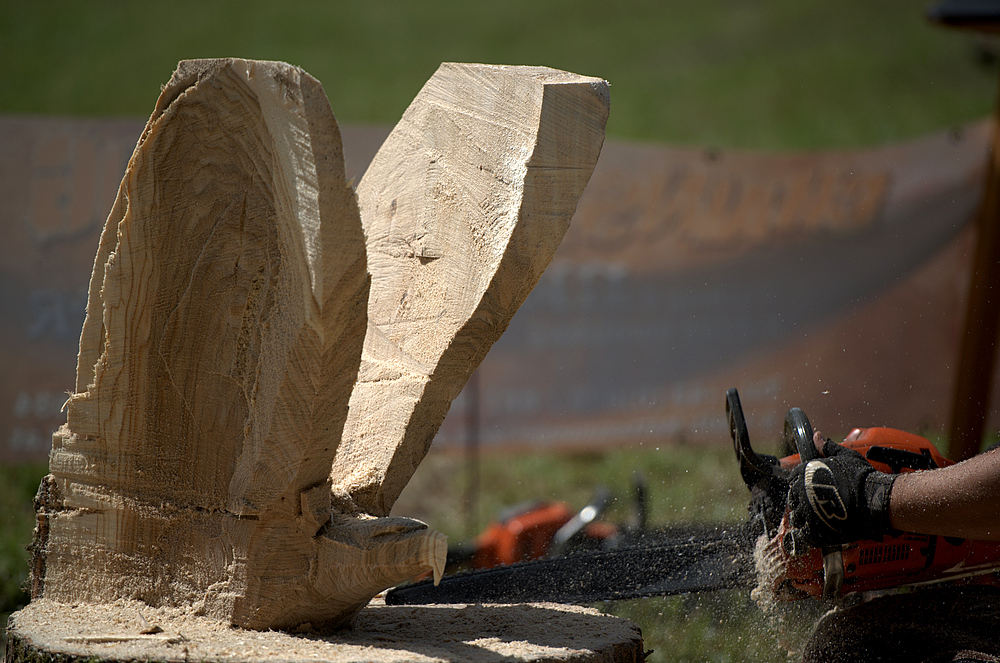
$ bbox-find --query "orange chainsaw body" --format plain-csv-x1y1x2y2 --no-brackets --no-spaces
466,501,616,569
471,501,574,568
772,427,1000,599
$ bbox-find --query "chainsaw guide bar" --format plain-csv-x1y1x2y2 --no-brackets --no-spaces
389,388,1000,606
386,526,753,605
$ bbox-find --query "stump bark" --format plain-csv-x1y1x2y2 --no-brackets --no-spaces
15,55,619,658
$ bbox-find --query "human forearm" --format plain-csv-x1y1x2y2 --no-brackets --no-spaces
889,447,1000,540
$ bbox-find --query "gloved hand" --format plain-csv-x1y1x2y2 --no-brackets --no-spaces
787,438,897,547
749,475,789,539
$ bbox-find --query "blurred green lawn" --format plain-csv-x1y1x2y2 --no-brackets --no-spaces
1,1,996,660
0,0,996,149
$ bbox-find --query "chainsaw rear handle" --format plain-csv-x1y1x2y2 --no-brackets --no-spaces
548,485,612,557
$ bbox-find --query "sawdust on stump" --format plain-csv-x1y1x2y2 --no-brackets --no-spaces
6,597,644,663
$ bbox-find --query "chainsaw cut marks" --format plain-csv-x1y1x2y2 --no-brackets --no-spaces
33,58,609,632
332,63,610,517
41,58,444,631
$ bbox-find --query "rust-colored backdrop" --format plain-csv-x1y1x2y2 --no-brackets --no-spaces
0,116,990,461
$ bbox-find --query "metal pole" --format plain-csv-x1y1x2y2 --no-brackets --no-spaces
949,65,1000,460
464,370,481,537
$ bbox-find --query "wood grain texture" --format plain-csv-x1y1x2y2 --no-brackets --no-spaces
30,58,608,636
37,58,444,631
332,63,610,516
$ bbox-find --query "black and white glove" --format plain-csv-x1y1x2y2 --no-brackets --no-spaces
787,439,897,547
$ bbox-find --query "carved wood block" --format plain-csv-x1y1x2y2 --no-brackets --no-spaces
333,63,611,516
30,58,609,633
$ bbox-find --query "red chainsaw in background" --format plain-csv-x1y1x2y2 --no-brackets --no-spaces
387,388,1000,606
443,470,659,574
445,491,620,572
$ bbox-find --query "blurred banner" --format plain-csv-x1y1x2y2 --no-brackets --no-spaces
0,116,990,462
1,117,139,462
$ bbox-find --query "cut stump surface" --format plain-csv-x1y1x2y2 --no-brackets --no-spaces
6,598,644,663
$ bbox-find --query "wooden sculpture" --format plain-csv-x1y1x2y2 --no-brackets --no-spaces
332,63,612,517
29,58,610,633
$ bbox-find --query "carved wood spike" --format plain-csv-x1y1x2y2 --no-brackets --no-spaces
333,63,611,516
32,58,609,632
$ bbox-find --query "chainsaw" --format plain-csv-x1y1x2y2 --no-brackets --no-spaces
445,484,626,574
442,466,706,574
387,387,1000,605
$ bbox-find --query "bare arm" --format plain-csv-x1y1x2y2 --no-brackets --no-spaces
888,447,1000,540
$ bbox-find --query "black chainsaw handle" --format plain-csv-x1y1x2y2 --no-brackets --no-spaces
780,403,845,598
784,407,818,462
727,388,779,489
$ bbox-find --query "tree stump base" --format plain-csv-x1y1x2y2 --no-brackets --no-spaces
6,598,643,663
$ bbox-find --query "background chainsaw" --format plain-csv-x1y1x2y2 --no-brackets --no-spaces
386,388,1000,605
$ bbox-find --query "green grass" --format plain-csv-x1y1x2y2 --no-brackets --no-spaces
0,463,46,651
0,0,996,149
397,444,754,543
602,593,828,663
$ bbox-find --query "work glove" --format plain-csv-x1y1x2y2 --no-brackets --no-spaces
787,438,897,547
749,474,789,540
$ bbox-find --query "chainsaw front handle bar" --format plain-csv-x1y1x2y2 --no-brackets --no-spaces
728,387,845,599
